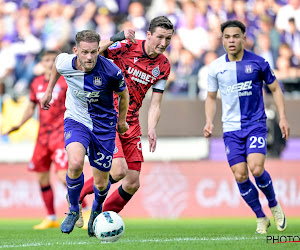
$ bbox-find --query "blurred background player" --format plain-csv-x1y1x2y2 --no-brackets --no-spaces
40,30,129,235
77,16,174,229
203,20,290,234
4,50,73,229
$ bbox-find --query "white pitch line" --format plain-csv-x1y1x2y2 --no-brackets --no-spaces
0,236,262,248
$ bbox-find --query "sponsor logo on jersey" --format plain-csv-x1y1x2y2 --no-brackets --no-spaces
93,76,102,86
108,42,121,50
117,69,122,76
245,65,253,74
128,66,156,85
152,66,160,77
73,89,100,98
134,57,139,63
226,81,252,93
270,68,275,76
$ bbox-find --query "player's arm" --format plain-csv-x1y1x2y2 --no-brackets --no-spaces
99,29,136,55
3,101,36,135
267,79,290,140
40,63,61,110
148,91,163,153
203,91,217,139
116,86,129,135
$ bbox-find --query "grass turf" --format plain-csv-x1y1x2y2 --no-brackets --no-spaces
0,218,299,249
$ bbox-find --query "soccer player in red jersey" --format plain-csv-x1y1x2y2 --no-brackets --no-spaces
78,16,174,222
4,50,86,229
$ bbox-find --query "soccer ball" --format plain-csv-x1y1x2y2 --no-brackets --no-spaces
93,211,125,243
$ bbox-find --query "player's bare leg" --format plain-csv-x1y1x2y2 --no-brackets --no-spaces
34,171,59,229
103,167,140,213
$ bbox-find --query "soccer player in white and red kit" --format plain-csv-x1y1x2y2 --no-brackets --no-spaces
4,50,73,229
78,16,174,223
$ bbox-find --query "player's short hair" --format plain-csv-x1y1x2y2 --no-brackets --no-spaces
221,20,246,34
148,16,174,34
75,30,100,46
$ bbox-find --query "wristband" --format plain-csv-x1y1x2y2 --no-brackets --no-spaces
110,31,126,42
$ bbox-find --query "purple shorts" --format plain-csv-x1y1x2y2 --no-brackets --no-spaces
223,124,267,167
64,118,115,172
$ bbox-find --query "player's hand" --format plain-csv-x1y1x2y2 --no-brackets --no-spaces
148,128,157,153
40,91,52,110
117,121,129,135
203,122,214,140
279,117,290,140
3,125,20,136
124,29,137,43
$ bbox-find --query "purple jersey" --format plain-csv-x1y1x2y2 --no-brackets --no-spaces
207,50,276,133
56,53,126,139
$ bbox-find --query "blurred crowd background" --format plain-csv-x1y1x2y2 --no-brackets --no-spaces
0,0,300,144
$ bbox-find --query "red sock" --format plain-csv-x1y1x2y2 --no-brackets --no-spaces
79,176,94,203
41,185,55,215
103,185,132,213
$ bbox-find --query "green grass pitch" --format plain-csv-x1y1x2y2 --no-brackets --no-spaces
0,218,300,249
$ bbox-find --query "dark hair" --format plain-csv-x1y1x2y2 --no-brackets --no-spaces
148,16,174,34
75,30,100,46
41,50,59,58
221,20,246,34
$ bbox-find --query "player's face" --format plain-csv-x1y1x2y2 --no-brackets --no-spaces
222,27,245,60
41,54,57,74
146,27,173,57
74,41,100,72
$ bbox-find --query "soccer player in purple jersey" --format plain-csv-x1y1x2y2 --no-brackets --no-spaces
203,20,290,234
40,30,129,235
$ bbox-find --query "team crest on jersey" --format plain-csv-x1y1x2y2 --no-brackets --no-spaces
64,131,72,140
245,65,253,74
93,76,102,86
152,66,160,77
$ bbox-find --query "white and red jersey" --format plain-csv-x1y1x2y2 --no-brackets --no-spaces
105,39,171,125
30,75,67,144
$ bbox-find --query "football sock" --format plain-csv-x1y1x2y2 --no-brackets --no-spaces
41,185,55,216
79,176,94,203
47,214,57,221
255,170,277,208
109,174,118,184
66,173,84,213
103,185,133,213
92,181,111,212
237,178,265,218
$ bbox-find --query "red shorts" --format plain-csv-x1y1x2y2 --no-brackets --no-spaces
114,122,143,171
28,132,68,173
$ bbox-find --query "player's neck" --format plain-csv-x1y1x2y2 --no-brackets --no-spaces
227,49,244,62
144,41,158,58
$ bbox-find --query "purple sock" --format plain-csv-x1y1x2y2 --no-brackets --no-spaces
66,172,84,213
255,170,277,208
92,181,111,212
237,178,265,218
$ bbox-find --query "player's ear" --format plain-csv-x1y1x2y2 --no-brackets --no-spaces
73,46,77,55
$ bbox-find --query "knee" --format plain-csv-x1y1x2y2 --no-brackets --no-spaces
234,172,248,183
113,167,128,181
250,166,264,177
68,158,84,178
123,180,140,193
